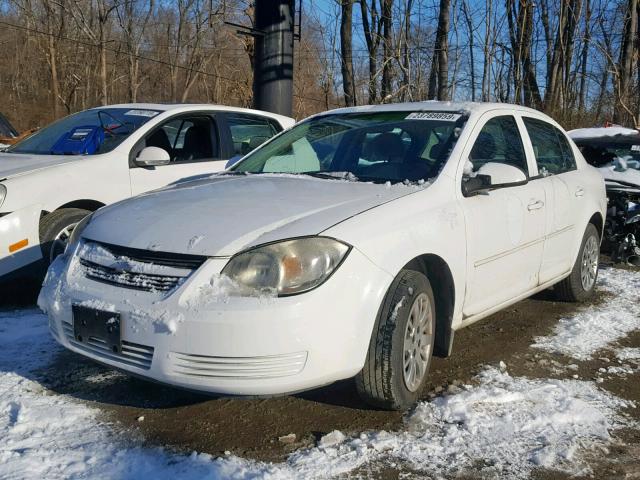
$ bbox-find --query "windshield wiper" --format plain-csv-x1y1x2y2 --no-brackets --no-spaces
300,171,360,181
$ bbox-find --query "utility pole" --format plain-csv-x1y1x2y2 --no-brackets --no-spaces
253,0,295,117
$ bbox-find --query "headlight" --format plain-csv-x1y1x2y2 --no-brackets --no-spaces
222,237,350,296
65,213,93,254
0,184,6,209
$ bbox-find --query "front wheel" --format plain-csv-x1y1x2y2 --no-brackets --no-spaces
39,208,91,264
554,223,600,302
356,269,436,410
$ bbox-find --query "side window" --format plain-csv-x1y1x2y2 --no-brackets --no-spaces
145,116,219,163
227,114,280,156
468,116,528,175
523,117,576,175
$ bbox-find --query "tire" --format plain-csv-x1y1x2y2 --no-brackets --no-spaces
554,223,600,302
39,208,91,264
356,269,436,410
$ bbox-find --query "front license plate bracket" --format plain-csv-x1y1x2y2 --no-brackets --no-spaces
72,305,121,353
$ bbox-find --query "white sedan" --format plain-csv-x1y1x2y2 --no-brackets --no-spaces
40,102,606,410
0,104,294,279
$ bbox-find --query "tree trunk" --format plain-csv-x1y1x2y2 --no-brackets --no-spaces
615,0,638,124
340,0,357,106
360,0,381,104
433,0,451,100
380,0,393,101
462,0,475,101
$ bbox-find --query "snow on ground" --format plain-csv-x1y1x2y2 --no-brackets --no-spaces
532,268,640,361
4,266,640,479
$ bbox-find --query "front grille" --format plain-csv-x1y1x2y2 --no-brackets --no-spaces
80,258,182,292
170,351,308,379
62,321,154,370
78,240,207,293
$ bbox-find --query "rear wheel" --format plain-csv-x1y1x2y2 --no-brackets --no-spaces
356,269,435,410
554,223,600,302
39,208,91,264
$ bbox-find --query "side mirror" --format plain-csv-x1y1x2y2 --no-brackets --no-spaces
463,162,527,197
136,146,170,167
225,154,243,169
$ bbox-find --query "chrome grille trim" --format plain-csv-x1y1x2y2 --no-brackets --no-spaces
62,321,154,370
170,351,307,379
79,258,182,292
78,240,207,293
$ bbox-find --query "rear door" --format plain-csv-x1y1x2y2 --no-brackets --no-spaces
460,113,547,317
521,117,583,283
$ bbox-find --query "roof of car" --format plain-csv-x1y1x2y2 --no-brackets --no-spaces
320,101,545,117
568,126,640,143
89,103,295,124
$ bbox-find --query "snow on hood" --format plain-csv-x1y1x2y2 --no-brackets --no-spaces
0,152,83,179
598,164,640,188
568,126,640,141
86,174,423,256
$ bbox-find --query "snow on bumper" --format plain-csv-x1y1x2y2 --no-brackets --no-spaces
0,204,42,276
42,247,392,396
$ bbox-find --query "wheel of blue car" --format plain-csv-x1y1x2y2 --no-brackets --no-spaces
39,208,91,264
356,269,435,410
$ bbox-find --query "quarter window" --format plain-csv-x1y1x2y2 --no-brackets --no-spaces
467,115,528,175
523,117,576,175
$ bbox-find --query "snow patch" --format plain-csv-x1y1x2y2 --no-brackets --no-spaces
532,269,640,360
616,348,640,362
568,126,640,141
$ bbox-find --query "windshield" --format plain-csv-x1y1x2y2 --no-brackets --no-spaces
578,141,640,168
231,111,466,184
7,108,160,155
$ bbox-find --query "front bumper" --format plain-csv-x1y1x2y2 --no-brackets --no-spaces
0,204,43,277
42,246,392,396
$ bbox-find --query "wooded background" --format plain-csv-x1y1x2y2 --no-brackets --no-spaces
0,0,638,131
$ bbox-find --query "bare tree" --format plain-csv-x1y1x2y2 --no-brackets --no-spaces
339,0,357,106
427,0,450,100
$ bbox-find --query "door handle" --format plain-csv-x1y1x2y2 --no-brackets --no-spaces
527,200,544,211
575,187,585,197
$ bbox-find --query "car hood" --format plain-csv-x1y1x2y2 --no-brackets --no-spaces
599,165,640,188
0,152,83,179
87,175,422,257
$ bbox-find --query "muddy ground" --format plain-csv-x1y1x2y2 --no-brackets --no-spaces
3,261,639,479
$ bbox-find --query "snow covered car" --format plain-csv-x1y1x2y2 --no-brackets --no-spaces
40,102,606,410
0,104,294,279
568,127,640,264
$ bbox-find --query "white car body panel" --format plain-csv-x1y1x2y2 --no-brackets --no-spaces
0,204,43,275
0,103,294,276
86,175,417,256
40,102,606,396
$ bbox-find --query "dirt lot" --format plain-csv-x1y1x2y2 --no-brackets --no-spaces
4,261,639,479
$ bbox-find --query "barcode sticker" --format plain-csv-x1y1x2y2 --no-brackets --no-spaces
631,145,640,152
405,112,461,121
125,110,159,117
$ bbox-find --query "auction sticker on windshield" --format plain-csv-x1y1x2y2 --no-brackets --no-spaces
405,112,461,121
125,110,159,117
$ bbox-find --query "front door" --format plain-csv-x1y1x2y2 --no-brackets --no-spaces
461,114,547,317
129,114,227,195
